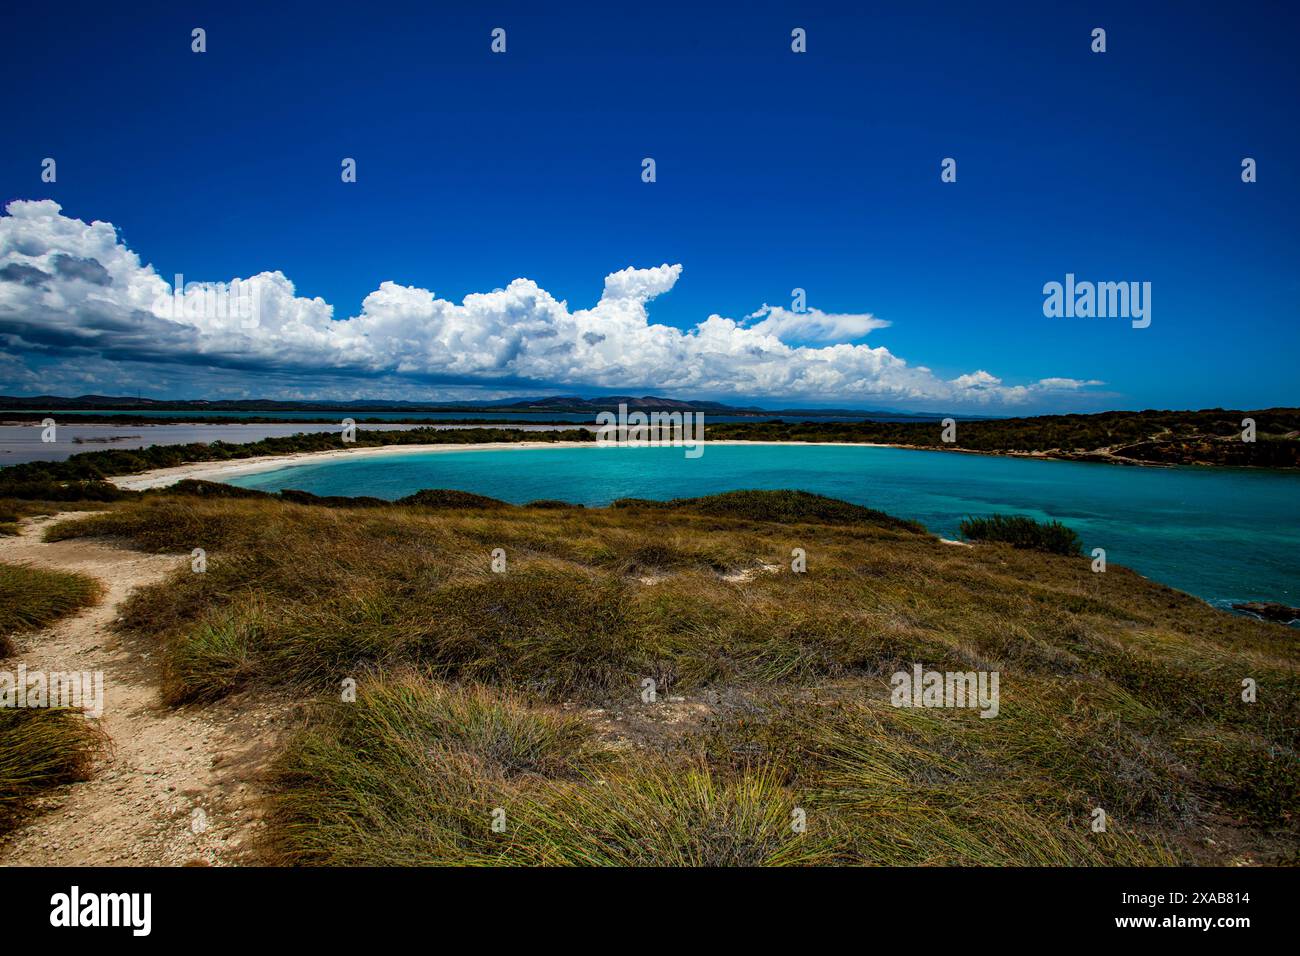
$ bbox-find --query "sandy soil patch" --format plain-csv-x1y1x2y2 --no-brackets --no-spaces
0,513,292,866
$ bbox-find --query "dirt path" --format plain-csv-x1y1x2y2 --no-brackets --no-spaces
0,513,288,866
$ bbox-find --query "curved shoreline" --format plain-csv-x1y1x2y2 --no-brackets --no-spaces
110,439,923,491
109,441,592,490
107,435,1225,494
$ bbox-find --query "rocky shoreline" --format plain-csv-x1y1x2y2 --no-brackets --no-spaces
1231,601,1300,626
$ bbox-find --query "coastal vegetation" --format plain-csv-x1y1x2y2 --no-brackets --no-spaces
1,409,1297,511
0,562,105,833
959,515,1083,556
708,407,1300,467
0,708,106,836
38,486,1299,864
0,426,596,489
0,561,102,658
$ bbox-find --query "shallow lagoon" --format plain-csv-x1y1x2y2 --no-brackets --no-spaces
227,442,1300,611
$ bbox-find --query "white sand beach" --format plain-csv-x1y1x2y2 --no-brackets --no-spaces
109,439,913,491
109,441,599,490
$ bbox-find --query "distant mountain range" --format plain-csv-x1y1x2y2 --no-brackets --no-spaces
0,394,951,420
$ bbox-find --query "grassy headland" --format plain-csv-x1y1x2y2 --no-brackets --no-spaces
40,485,1299,865
959,515,1083,556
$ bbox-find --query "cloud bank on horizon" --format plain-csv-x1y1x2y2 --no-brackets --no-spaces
0,201,1103,406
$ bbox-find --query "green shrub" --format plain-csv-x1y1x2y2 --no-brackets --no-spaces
959,514,1083,555
0,480,128,502
615,489,926,533
165,479,272,500
398,489,507,509
278,489,391,509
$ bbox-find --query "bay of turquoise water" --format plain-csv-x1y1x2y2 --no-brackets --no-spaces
227,443,1300,611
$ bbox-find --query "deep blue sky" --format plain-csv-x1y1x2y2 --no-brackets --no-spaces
2,0,1297,411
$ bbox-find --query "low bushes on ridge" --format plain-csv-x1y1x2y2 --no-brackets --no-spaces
959,514,1083,555
614,489,926,533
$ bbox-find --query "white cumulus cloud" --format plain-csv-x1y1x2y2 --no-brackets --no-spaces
0,201,1102,406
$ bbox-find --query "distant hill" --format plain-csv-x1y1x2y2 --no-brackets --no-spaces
493,395,750,412
0,393,943,419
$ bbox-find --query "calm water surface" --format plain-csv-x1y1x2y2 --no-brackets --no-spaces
0,423,572,464
227,443,1300,611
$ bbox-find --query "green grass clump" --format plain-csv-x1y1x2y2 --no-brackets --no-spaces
0,708,105,834
268,675,605,864
1177,727,1300,826
412,564,666,697
278,489,391,509
398,489,508,509
704,685,1181,865
511,761,835,866
0,561,103,657
167,479,274,500
161,600,266,704
268,674,832,866
959,514,1083,555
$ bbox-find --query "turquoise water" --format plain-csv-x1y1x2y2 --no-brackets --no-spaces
227,443,1300,610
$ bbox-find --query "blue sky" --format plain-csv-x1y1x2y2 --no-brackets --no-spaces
1,0,1297,412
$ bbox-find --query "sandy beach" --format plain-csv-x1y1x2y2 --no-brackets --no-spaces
109,439,926,491
109,441,601,490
